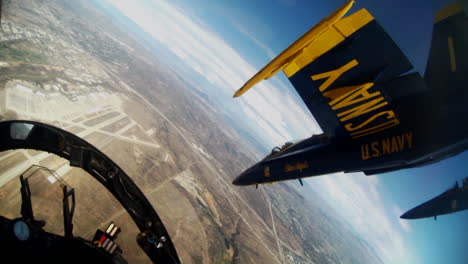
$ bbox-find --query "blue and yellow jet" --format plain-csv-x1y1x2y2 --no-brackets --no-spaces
401,178,468,220
232,1,468,186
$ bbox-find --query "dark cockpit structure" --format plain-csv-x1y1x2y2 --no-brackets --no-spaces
0,120,180,263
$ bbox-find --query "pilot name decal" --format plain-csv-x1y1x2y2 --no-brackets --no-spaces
311,59,400,139
284,161,309,172
360,131,413,160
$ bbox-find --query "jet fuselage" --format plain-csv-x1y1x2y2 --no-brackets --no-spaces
401,184,468,219
233,120,468,186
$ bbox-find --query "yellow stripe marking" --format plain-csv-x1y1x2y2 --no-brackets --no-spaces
351,119,400,138
311,59,359,92
434,2,464,23
448,36,457,72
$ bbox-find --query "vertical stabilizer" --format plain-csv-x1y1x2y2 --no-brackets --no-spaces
424,2,468,92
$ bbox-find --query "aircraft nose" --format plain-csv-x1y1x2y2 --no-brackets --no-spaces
232,164,262,186
232,174,244,185
400,209,416,219
232,172,251,186
400,212,410,219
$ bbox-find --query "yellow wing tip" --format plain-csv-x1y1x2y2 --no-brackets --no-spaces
233,89,242,98
233,0,355,98
234,79,257,97
233,86,248,98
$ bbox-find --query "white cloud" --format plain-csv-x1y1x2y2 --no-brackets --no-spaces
107,0,316,147
231,21,276,59
393,204,413,232
106,0,412,263
311,173,412,264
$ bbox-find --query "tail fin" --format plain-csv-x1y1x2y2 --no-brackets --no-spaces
424,2,468,92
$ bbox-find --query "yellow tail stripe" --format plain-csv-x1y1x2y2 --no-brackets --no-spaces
434,2,464,23
448,36,457,72
284,9,374,78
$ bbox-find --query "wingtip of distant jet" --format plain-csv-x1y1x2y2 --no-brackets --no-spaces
400,210,418,219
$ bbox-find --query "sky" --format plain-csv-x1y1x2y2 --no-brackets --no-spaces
103,0,468,263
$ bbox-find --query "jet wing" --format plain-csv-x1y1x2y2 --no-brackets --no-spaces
400,186,468,219
234,0,428,139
